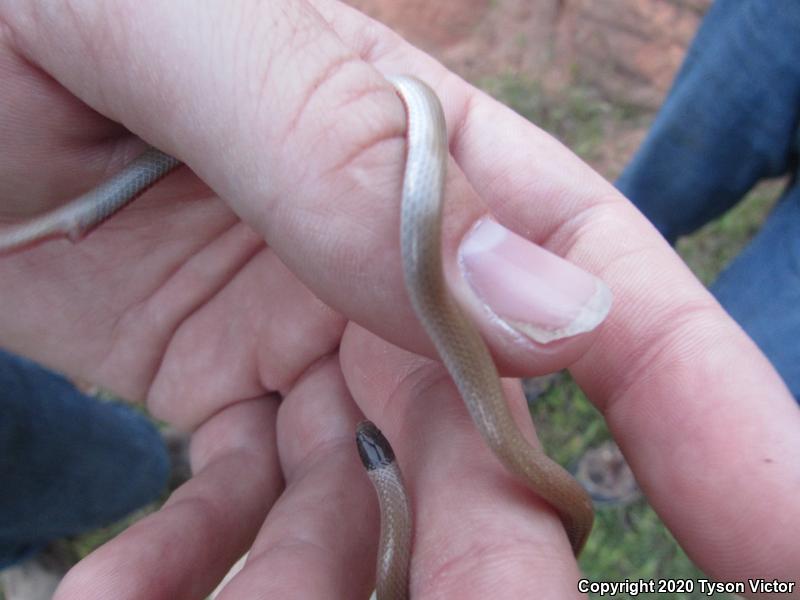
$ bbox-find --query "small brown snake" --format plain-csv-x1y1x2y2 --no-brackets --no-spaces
0,76,593,599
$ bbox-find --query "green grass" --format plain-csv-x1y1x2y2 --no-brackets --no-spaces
480,72,648,163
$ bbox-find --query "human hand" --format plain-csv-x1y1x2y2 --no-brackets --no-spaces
0,1,798,598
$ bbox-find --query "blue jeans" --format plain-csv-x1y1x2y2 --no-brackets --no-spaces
616,0,800,402
0,349,169,567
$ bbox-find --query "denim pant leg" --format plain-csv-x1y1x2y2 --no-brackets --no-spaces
616,0,800,243
710,181,800,401
0,350,169,567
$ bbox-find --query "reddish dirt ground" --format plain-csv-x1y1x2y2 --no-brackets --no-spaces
345,0,710,176
347,0,709,108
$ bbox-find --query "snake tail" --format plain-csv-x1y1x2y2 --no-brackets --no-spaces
0,148,179,254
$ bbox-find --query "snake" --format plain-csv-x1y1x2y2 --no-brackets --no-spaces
0,76,593,599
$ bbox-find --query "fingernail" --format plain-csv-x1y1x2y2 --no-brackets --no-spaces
459,219,612,344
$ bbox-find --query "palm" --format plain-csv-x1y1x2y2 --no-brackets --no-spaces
1,62,346,423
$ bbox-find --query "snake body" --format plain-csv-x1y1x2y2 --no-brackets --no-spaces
390,76,593,554
0,148,179,253
0,76,593,598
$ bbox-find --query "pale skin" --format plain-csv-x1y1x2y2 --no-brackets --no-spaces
0,1,798,599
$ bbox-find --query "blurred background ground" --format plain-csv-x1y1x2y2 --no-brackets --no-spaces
349,0,712,177
10,1,784,599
